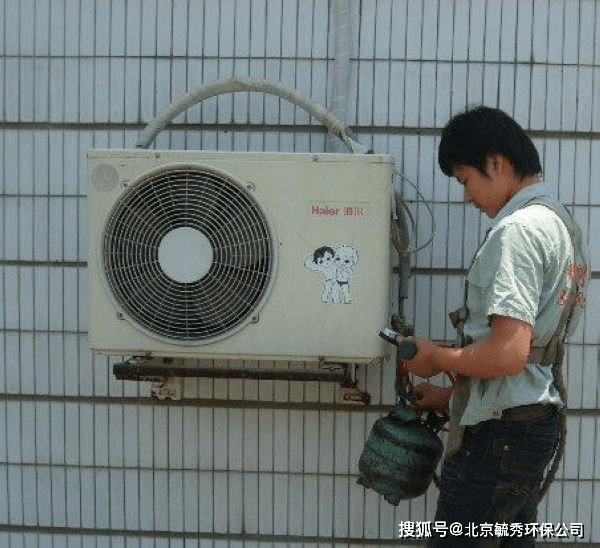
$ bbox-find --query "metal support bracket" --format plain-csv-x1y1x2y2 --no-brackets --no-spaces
113,356,371,406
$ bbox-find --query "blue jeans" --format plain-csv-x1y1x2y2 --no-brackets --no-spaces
428,407,560,548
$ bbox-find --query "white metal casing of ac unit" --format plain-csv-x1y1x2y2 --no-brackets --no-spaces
87,150,393,363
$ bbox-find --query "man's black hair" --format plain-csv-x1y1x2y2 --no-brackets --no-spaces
438,106,542,178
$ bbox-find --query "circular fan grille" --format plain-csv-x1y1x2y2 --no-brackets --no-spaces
102,164,275,342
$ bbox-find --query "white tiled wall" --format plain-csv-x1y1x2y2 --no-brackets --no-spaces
1,0,599,545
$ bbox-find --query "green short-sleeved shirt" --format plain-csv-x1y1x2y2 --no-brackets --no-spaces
459,182,590,426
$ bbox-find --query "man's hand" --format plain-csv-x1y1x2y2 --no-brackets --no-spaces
402,338,444,377
410,383,453,412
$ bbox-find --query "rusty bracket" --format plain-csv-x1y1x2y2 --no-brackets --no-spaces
113,356,371,406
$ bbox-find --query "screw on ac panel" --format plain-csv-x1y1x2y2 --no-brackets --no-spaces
246,182,255,191
117,312,124,320
250,315,259,324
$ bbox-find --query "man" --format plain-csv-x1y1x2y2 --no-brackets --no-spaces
401,107,589,547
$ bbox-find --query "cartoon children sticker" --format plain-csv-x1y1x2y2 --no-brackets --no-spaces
305,246,337,303
305,245,359,304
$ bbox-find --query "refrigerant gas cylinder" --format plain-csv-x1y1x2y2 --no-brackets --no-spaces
357,404,443,505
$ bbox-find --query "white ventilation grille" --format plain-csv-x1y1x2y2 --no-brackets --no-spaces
102,164,275,342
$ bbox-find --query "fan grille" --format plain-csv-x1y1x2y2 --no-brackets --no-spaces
102,164,275,342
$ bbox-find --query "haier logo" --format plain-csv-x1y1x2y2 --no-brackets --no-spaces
310,202,368,218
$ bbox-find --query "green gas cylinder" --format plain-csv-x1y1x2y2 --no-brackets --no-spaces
357,403,444,505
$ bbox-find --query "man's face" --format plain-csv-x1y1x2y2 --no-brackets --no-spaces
453,162,507,218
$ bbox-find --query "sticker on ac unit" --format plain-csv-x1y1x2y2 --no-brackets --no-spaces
305,245,359,304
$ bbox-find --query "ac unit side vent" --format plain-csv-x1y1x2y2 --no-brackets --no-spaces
102,165,274,342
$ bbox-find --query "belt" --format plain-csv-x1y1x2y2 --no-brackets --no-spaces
501,403,556,422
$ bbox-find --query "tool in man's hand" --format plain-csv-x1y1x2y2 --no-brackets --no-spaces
379,327,418,359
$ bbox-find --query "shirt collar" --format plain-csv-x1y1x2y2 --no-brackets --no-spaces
492,181,556,226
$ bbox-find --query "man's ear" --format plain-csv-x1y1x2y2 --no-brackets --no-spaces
485,153,504,176
486,152,516,178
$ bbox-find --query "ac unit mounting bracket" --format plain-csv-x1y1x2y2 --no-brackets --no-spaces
113,357,370,406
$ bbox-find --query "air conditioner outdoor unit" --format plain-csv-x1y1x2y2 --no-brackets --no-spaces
87,150,393,363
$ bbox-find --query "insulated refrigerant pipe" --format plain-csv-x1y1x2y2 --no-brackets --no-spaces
135,75,367,153
328,0,352,153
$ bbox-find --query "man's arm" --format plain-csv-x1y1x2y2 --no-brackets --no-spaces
403,314,533,379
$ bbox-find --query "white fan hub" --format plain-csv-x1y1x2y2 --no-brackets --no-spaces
158,227,213,283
